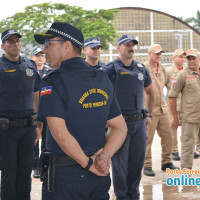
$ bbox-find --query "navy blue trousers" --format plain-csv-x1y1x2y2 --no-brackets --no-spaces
33,124,47,170
0,126,36,200
42,165,111,200
111,119,146,200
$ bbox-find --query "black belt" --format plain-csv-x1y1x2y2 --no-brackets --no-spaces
123,113,144,122
9,118,30,127
55,156,77,167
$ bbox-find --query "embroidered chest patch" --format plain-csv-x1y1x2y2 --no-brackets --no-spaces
26,68,34,76
138,73,144,80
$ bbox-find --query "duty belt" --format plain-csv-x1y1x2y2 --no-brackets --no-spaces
0,114,38,130
55,156,77,167
9,118,30,127
123,113,144,122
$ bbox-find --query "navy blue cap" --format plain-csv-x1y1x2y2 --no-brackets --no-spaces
1,29,22,43
117,34,138,46
84,37,102,48
32,47,43,56
34,22,84,48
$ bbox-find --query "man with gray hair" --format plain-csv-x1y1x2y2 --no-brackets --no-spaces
166,49,186,161
169,48,200,169
143,44,179,177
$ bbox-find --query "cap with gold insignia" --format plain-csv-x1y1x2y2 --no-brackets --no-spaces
148,44,164,53
186,49,200,58
1,29,22,43
117,34,138,46
32,47,44,56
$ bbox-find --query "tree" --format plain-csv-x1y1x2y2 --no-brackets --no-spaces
184,10,200,32
0,2,118,54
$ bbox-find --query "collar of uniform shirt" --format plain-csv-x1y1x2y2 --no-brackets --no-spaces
2,54,22,64
60,57,86,70
116,57,136,69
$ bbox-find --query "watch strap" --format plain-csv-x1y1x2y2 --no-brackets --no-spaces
84,157,93,170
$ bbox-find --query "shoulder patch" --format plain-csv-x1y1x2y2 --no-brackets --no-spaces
137,63,144,68
40,86,52,96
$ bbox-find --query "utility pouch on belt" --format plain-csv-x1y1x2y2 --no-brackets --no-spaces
39,151,55,192
30,113,38,126
0,118,9,130
142,108,152,119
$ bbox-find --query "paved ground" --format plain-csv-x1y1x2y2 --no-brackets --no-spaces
138,127,200,200
1,127,200,199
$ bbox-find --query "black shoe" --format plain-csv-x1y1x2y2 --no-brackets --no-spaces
172,152,180,161
161,162,180,171
33,168,40,178
194,151,200,159
143,167,155,176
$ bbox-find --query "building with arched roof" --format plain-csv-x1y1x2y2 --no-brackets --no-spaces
101,7,200,66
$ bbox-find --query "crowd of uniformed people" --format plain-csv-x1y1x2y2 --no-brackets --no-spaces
0,22,200,200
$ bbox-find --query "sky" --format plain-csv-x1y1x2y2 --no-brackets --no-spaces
0,0,199,21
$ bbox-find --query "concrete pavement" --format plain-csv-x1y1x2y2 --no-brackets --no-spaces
1,126,200,199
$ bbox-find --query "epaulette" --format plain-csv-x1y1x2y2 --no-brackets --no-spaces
137,63,144,68
24,58,37,71
44,65,51,70
42,69,59,79
98,61,106,68
107,60,115,66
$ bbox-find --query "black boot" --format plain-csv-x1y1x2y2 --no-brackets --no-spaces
161,162,179,171
172,152,180,161
143,167,155,176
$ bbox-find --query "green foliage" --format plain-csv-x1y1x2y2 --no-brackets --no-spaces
184,10,200,32
0,2,118,54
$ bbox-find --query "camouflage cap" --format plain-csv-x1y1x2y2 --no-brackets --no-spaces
186,49,200,58
173,49,186,56
148,44,164,53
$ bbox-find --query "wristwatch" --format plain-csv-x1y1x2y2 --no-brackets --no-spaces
84,157,93,170
148,115,153,118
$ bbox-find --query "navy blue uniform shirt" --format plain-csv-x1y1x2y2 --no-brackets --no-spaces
0,54,41,118
38,65,51,78
103,57,152,115
38,57,121,156
91,61,106,70
84,58,106,70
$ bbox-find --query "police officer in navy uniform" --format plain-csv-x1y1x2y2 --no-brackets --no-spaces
102,34,155,200
0,29,41,200
84,37,106,69
31,47,51,78
34,22,127,200
31,47,51,178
